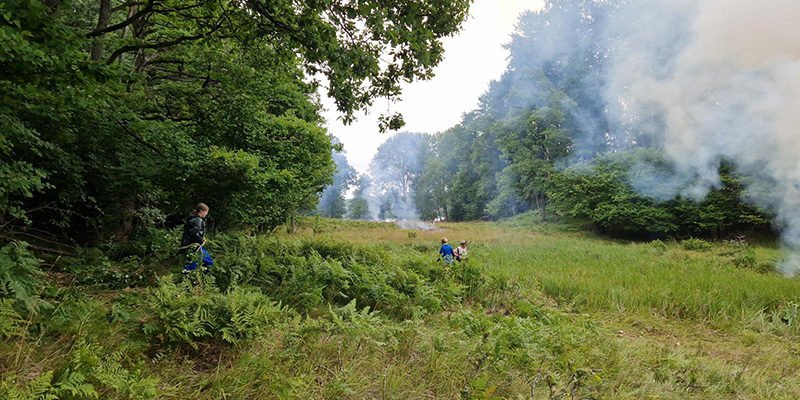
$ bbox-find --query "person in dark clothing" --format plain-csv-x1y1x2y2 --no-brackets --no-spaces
438,237,454,264
180,203,213,273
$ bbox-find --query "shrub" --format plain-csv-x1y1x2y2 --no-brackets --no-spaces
680,238,712,251
730,245,756,268
102,227,181,262
548,149,770,239
650,239,667,253
66,256,155,290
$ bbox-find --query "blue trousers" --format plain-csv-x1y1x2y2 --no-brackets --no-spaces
184,246,213,271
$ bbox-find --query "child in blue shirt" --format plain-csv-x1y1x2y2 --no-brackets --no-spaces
438,237,454,264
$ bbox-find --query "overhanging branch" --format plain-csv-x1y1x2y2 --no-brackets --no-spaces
105,33,206,64
87,0,157,38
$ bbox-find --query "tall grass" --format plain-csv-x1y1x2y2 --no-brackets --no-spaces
303,216,799,330
478,237,799,329
3,215,800,399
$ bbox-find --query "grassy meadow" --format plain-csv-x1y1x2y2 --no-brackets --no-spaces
2,214,800,399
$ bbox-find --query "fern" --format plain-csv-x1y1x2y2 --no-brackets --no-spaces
329,299,382,339
142,277,288,348
216,287,285,346
41,341,161,399
0,298,24,338
0,371,58,400
0,242,47,312
53,369,97,398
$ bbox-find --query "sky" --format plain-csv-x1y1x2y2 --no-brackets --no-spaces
320,0,545,174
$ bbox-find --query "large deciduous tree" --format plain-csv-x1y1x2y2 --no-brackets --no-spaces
0,0,472,240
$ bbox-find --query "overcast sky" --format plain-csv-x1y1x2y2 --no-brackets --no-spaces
320,0,545,174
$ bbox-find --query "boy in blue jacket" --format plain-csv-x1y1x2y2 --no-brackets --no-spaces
438,237,454,264
180,203,213,273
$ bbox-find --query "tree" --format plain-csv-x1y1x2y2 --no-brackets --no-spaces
0,0,472,240
497,99,571,222
318,148,357,219
347,176,371,220
369,132,427,220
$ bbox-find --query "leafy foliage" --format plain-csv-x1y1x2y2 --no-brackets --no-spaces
0,298,24,339
549,149,770,238
0,242,45,311
209,232,485,318
1,0,471,240
141,277,287,348
681,238,712,252
0,340,160,400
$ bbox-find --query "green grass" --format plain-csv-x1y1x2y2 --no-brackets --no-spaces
2,215,800,399
484,237,797,324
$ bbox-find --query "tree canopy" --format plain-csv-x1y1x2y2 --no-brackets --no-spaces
0,0,472,241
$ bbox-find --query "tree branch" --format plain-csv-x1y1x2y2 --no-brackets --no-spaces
0,234,79,258
111,1,147,13
141,115,194,122
116,120,165,156
106,33,206,65
87,0,156,38
144,66,219,83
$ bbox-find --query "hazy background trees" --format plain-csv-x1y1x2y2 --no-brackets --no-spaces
326,0,772,240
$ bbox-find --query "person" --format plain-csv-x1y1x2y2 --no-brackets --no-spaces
180,203,213,273
438,237,454,264
454,240,468,262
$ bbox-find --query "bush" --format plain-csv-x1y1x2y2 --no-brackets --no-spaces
102,227,182,262
548,149,770,239
66,256,156,290
680,238,712,251
719,240,775,273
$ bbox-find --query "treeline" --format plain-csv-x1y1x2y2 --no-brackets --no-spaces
320,0,771,239
1,0,471,244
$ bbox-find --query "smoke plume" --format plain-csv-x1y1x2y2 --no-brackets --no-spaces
362,132,437,229
608,0,800,274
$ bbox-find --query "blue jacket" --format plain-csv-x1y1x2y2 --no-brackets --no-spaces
439,244,454,262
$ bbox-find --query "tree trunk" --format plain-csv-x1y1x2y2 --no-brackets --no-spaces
120,198,136,241
291,209,296,234
540,194,547,223
90,0,111,61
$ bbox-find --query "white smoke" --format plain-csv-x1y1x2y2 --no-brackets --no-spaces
360,132,437,229
608,0,800,274
396,220,439,231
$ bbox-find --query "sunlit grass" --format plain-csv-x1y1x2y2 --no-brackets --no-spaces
293,215,800,329
6,215,800,399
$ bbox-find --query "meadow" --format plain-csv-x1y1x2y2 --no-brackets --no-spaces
2,215,800,399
